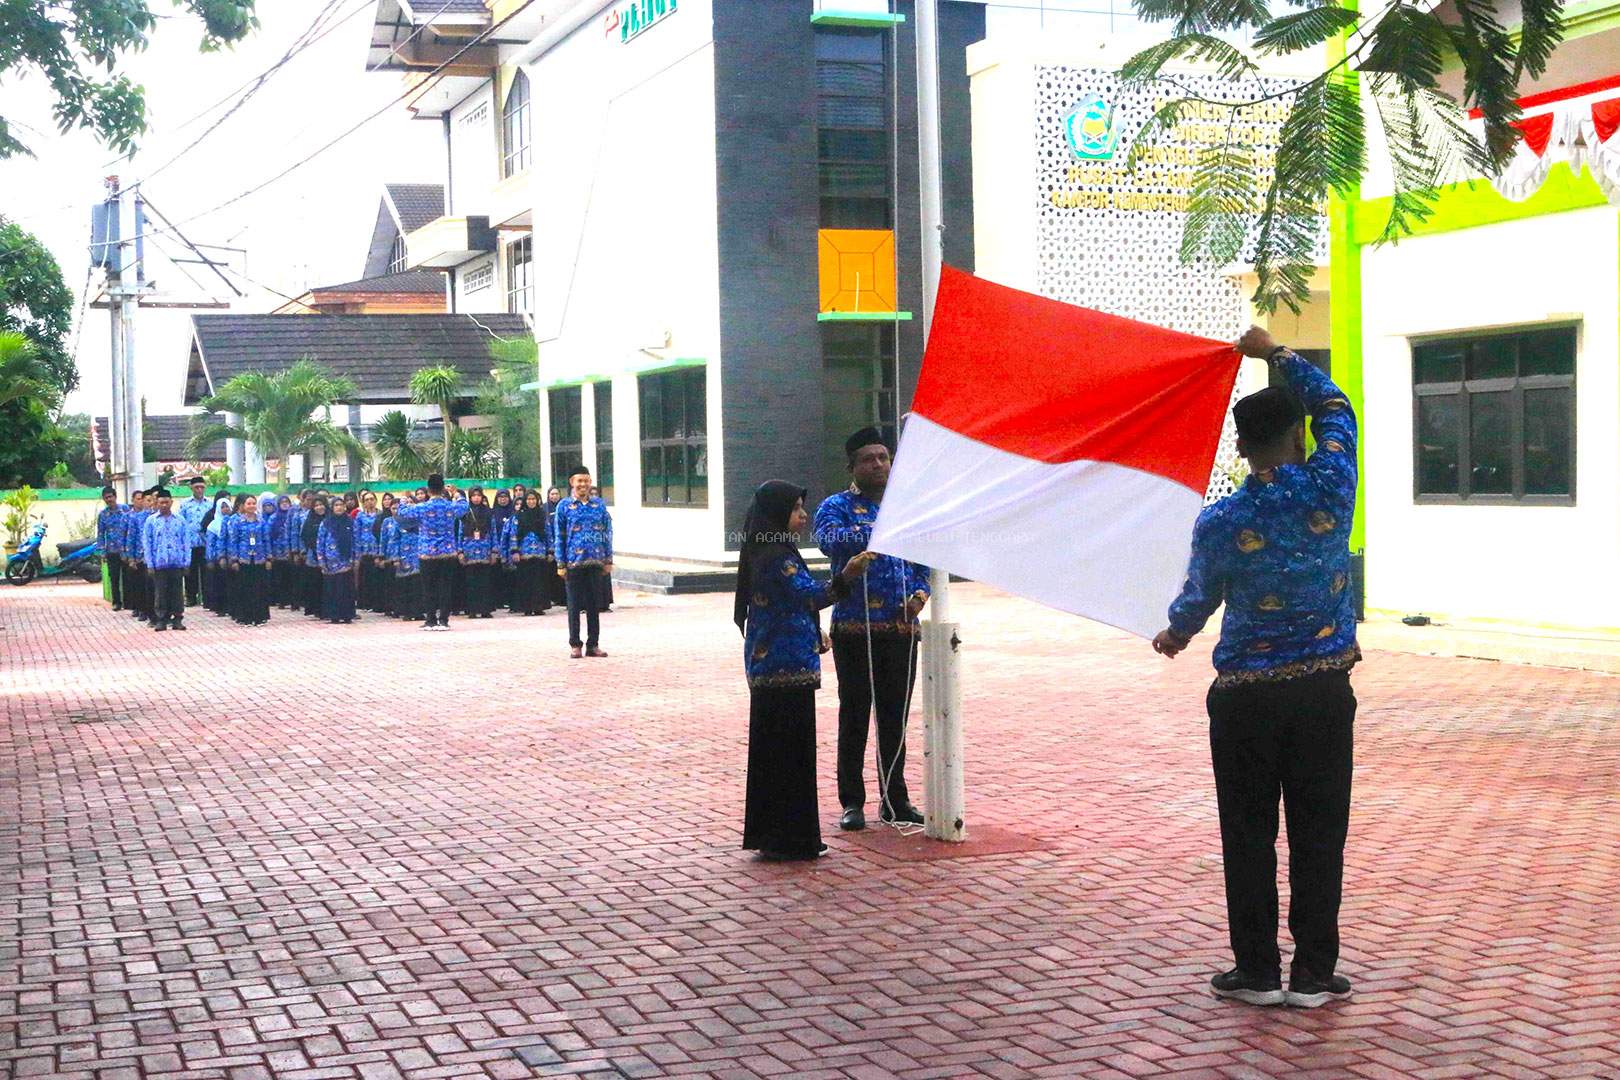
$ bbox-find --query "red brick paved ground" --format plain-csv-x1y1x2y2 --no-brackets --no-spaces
3,580,1617,1080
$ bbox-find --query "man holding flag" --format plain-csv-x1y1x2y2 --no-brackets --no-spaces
1154,326,1360,1010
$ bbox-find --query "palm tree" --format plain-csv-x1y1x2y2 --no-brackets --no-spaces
370,409,440,480
449,428,500,479
0,332,59,411
189,359,365,492
409,365,462,472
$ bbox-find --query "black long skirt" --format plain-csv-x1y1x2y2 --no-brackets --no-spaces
232,563,269,624
742,686,824,858
322,570,356,623
464,562,494,617
210,563,231,616
451,559,467,615
203,564,222,614
513,559,544,615
596,567,614,611
543,557,567,606
360,557,384,612
394,572,421,621
301,562,322,616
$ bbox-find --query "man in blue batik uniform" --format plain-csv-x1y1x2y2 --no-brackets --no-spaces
814,427,931,832
553,470,613,658
1154,326,1359,1011
96,486,128,610
393,474,467,630
176,476,212,606
141,488,193,631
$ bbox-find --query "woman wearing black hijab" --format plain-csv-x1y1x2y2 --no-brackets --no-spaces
512,490,551,615
736,480,874,861
459,488,498,618
317,497,358,623
299,498,328,618
543,486,567,607
490,488,516,607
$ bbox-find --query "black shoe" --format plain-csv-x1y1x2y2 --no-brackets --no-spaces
112,604,123,612
839,807,866,831
421,621,436,630
1210,969,1285,1006
879,802,924,825
1286,971,1352,1008
171,622,185,631
153,623,167,632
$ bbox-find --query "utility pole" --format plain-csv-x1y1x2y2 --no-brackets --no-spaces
914,0,965,843
100,177,148,501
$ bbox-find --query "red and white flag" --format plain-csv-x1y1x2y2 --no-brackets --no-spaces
870,268,1241,638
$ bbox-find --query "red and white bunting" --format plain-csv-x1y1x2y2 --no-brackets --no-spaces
1488,93,1620,206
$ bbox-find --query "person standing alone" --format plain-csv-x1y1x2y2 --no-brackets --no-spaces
1154,326,1360,1010
553,471,612,658
141,488,191,631
813,427,930,831
394,475,467,629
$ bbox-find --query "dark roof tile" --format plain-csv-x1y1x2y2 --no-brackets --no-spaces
385,183,445,233
94,414,227,463
307,270,446,296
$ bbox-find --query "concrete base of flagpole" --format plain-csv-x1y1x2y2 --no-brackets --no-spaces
922,617,965,842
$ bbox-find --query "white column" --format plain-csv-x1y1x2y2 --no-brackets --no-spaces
225,411,247,485
245,441,267,485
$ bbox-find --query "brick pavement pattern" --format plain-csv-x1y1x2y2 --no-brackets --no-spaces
2,581,1617,1080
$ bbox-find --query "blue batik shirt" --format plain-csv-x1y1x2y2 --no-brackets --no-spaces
554,497,612,568
141,512,191,570
355,511,378,557
394,495,468,560
206,519,227,562
177,495,211,549
743,551,847,689
394,520,421,576
230,516,269,565
97,504,128,556
316,521,352,574
458,517,496,562
125,509,152,562
814,487,932,637
1167,349,1360,686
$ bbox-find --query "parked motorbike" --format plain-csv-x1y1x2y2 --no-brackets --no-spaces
5,522,103,586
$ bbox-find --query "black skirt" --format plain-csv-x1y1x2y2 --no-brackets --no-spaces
302,561,322,616
742,686,823,858
394,572,421,620
464,562,494,617
543,557,567,605
232,563,269,624
322,569,356,623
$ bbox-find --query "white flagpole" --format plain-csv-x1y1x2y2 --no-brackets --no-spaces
915,0,965,842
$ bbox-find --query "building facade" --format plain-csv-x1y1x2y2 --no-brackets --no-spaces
376,0,982,559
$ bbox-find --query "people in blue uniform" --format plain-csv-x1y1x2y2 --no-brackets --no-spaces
393,474,468,630
317,496,358,624
96,487,128,611
228,494,271,625
141,488,191,631
553,471,613,658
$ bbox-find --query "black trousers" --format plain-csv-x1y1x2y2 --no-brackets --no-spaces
152,567,185,626
233,563,270,624
125,563,149,618
186,547,205,604
1208,669,1356,982
421,557,455,625
565,566,602,648
106,554,125,608
742,686,822,857
832,632,917,812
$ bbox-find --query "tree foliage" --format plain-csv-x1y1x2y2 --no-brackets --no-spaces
1124,0,1567,312
191,359,362,491
0,220,74,397
409,364,463,470
369,409,440,481
475,335,541,479
0,0,259,158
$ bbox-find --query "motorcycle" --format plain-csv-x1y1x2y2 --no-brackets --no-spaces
6,521,103,586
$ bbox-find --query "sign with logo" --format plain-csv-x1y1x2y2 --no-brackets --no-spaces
1064,92,1117,160
605,0,676,44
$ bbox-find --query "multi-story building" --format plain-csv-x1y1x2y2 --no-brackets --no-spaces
371,0,983,562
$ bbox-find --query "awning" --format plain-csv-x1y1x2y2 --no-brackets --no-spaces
519,355,706,392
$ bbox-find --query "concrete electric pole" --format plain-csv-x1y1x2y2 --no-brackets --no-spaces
99,177,149,500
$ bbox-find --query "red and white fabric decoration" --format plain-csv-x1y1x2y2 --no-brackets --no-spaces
1490,93,1620,206
869,268,1240,638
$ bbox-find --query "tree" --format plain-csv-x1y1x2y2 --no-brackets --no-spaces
0,1,259,159
369,409,439,480
475,336,541,478
409,365,463,472
189,359,364,492
1122,0,1566,312
0,222,74,396
449,428,500,479
0,332,58,410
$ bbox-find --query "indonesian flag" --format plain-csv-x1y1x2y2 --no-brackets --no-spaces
870,267,1241,638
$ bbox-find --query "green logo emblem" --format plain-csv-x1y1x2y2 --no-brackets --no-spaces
1064,93,1118,160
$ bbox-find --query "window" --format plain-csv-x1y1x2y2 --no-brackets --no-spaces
548,386,583,492
1412,326,1575,502
463,261,494,293
815,29,891,229
502,70,531,177
389,233,407,274
505,235,532,315
639,368,707,507
821,323,896,495
594,381,614,504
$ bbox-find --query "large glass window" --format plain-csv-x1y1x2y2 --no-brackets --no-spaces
389,233,407,274
1412,326,1575,502
505,235,532,315
821,323,897,496
502,70,532,178
815,29,891,229
593,381,614,505
638,368,707,507
548,386,583,492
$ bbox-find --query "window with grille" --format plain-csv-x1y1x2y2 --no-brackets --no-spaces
505,236,532,315
1412,326,1575,503
502,71,532,177
821,323,896,496
548,386,583,492
389,233,407,274
638,368,707,507
815,29,891,229
594,381,614,504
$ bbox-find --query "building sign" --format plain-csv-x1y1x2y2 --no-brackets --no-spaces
1064,92,1118,160
605,0,676,44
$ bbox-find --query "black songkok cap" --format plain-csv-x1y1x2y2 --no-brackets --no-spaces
1233,386,1306,447
152,487,172,498
844,426,889,459
184,475,206,485
101,485,117,496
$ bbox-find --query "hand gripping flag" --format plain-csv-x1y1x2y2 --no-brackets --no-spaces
870,267,1241,638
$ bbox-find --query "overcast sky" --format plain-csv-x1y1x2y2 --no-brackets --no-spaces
1,0,442,418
